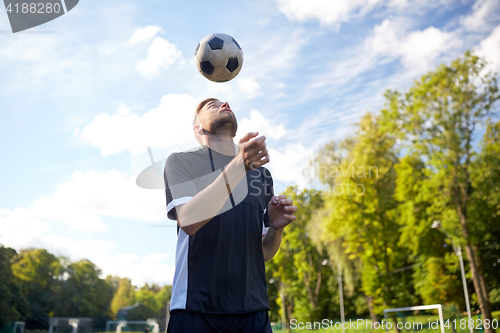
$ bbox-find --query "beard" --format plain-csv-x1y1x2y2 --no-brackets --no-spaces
205,113,238,137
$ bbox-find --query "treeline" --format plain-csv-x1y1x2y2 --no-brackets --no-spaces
265,51,500,331
0,247,171,331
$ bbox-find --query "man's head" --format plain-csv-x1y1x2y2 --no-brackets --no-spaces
193,98,238,145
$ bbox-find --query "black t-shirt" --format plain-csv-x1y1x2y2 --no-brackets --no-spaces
164,145,274,314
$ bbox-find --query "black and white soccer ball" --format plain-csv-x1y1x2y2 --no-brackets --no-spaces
194,33,243,83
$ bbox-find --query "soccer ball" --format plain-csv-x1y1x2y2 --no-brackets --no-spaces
194,33,243,83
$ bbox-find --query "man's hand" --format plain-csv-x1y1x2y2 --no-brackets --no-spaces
262,195,297,261
268,195,297,231
238,132,269,172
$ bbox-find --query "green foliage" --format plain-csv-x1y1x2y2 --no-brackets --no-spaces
55,259,114,318
135,284,171,316
111,278,136,317
413,254,463,308
317,113,418,314
470,119,500,309
380,51,499,320
381,51,499,248
11,249,63,329
2,246,171,330
266,187,336,322
0,247,28,329
125,304,156,321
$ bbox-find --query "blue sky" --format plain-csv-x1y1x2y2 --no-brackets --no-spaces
1,0,499,286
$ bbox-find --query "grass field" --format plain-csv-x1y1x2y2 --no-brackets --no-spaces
10,311,500,333
271,312,500,333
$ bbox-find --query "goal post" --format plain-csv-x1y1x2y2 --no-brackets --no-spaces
105,320,158,333
384,304,445,333
13,322,25,333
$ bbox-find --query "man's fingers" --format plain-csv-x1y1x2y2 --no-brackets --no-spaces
271,195,286,205
255,148,268,160
258,154,270,166
239,132,259,144
244,135,266,149
240,134,270,171
282,199,294,206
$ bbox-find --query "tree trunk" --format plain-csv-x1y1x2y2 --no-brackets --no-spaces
286,299,293,333
458,211,495,333
367,296,377,324
391,314,400,333
474,245,490,305
463,243,494,332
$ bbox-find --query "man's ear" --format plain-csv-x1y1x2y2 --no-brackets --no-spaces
194,124,204,135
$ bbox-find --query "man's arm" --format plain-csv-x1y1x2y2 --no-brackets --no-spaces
262,195,297,261
262,224,284,262
175,133,269,236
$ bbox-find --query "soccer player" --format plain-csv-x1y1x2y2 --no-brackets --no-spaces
164,98,297,333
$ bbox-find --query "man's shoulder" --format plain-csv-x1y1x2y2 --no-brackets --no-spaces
167,146,208,164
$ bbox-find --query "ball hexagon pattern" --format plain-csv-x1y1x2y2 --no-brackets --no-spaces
195,33,243,82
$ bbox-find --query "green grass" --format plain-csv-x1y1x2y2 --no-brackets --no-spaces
271,313,497,333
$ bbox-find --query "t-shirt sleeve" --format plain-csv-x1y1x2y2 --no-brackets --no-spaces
164,153,199,221
262,167,274,236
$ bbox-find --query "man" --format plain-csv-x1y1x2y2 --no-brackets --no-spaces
164,98,297,333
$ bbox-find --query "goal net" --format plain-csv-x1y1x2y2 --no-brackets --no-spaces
383,304,499,333
384,304,448,333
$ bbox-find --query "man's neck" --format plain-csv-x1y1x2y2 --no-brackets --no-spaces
204,135,236,156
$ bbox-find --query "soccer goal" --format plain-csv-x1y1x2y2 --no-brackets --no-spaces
384,304,445,333
105,319,159,333
12,322,25,333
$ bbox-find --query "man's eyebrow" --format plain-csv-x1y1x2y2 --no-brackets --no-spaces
207,101,218,107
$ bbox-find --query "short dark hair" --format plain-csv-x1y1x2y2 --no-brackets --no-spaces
195,98,219,115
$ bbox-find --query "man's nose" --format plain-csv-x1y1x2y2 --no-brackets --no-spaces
221,101,229,108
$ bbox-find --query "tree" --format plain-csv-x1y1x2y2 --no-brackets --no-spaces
11,248,63,329
469,120,500,311
54,259,114,319
381,51,499,332
111,278,136,317
393,155,465,309
266,187,335,327
318,113,418,330
309,139,373,322
0,246,28,329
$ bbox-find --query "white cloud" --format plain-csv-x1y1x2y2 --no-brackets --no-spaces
1,169,166,236
0,208,50,248
31,170,166,230
275,0,383,27
38,235,116,259
310,19,460,93
128,25,163,45
136,37,182,78
96,252,175,286
243,30,308,82
267,143,314,190
460,0,500,32
366,19,460,73
275,0,453,27
386,0,454,12
80,94,198,156
476,25,500,74
237,76,261,99
236,110,287,142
